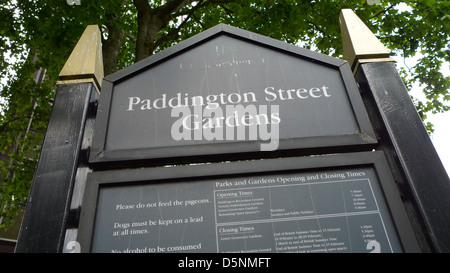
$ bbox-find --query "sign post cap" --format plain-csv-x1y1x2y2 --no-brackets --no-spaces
340,9,392,71
58,25,104,92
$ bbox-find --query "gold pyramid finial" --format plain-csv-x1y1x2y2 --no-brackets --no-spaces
340,9,392,71
58,25,104,92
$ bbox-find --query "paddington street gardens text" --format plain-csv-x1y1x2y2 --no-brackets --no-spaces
125,86,332,151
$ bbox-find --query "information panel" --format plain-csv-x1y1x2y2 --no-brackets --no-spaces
90,25,376,164
89,166,403,253
105,35,359,151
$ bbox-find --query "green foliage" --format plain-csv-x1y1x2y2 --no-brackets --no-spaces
0,0,448,230
0,54,52,230
376,0,450,127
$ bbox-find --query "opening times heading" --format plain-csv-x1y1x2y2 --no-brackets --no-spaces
215,170,367,189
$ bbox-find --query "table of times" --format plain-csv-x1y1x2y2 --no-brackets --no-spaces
214,170,401,253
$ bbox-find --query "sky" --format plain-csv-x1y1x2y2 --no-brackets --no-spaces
428,111,450,177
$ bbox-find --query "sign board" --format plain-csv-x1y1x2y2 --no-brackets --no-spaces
90,24,376,165
78,152,420,253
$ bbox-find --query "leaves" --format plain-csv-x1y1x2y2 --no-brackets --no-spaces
0,57,52,230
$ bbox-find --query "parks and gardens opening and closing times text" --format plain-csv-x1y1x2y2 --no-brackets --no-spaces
91,167,402,253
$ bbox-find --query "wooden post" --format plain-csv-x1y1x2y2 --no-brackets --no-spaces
15,25,103,252
340,9,450,252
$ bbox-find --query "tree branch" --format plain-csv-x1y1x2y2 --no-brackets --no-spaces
134,0,237,61
156,0,197,16
133,0,149,11
125,31,136,43
0,116,32,133
370,4,396,19
173,0,236,16
153,0,206,50
192,13,207,30
219,3,234,19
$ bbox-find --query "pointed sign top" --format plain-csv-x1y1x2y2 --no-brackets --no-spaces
59,25,104,91
340,9,391,70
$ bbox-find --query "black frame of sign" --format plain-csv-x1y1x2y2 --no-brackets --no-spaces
77,151,421,253
89,24,377,168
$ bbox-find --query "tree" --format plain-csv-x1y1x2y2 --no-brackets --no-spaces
0,0,448,229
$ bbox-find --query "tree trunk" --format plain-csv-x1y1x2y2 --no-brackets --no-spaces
133,0,196,62
134,0,153,62
102,22,124,76
102,14,125,76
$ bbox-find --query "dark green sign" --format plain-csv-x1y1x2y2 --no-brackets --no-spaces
78,152,420,253
90,24,376,165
